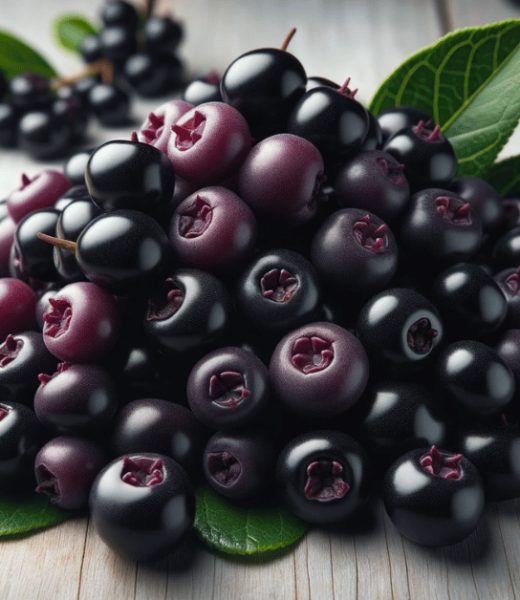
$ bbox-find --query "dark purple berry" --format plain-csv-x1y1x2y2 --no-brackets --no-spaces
35,435,107,510
269,322,369,420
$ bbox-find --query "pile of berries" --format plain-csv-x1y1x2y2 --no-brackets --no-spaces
0,0,184,160
2,30,520,563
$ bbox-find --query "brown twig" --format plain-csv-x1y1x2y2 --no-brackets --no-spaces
280,28,297,51
50,59,115,89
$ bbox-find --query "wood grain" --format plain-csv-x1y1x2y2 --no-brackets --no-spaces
1,0,520,598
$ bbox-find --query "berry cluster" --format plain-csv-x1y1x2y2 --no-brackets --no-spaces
0,0,185,160
1,31,520,562
79,0,184,99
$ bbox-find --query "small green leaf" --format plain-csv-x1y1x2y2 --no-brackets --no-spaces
485,155,520,197
0,29,57,80
369,20,520,178
0,491,70,536
53,15,99,55
194,486,307,556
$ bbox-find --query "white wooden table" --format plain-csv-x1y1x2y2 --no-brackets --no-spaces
1,1,520,598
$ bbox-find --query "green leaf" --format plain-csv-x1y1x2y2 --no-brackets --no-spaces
194,486,307,556
369,19,520,178
0,29,57,80
484,155,520,197
0,491,70,536
53,14,99,56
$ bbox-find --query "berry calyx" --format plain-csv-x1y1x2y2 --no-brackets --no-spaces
206,451,241,485
435,197,472,225
291,335,334,374
352,215,388,253
304,460,350,501
505,267,520,294
178,195,213,238
171,111,206,150
121,456,164,487
261,268,298,302
413,120,441,141
146,278,184,320
209,371,251,409
0,334,24,367
407,318,438,354
42,298,73,338
419,446,463,480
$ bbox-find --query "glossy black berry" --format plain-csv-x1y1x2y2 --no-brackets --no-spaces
86,139,175,214
356,288,443,368
99,26,137,65
101,0,139,28
144,16,184,56
220,43,307,138
123,53,183,97
431,262,507,337
449,176,504,233
383,121,457,191
276,430,372,524
14,209,61,281
435,340,515,417
88,83,130,126
9,72,53,111
287,84,369,164
143,268,233,357
234,249,321,334
80,34,103,64
203,429,277,500
89,453,195,562
383,446,484,546
73,209,173,296
398,188,482,267
17,110,73,160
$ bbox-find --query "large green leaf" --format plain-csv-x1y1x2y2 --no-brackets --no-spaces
194,486,307,556
0,29,57,80
485,154,520,197
53,15,99,56
0,492,70,536
369,20,520,178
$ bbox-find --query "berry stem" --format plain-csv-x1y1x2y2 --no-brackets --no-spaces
145,0,156,19
280,27,297,51
37,233,77,254
51,59,115,89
